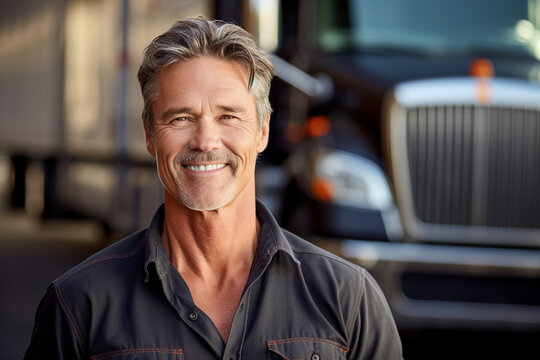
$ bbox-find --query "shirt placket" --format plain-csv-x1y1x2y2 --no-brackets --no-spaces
174,296,225,357
220,291,250,360
163,264,226,358
222,247,276,360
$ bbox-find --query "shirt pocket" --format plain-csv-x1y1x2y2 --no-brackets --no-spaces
267,337,348,360
90,348,184,360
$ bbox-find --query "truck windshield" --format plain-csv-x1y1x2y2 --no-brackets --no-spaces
317,0,540,59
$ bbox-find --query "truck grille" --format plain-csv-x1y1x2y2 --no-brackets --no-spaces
406,105,540,229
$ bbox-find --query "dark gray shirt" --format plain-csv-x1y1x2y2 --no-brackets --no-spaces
25,201,402,359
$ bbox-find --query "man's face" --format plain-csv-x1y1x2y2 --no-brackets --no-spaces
146,57,269,211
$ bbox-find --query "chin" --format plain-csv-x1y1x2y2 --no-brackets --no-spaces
179,194,234,212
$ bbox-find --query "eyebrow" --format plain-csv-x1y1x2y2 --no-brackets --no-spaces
215,104,247,113
159,107,192,122
159,105,248,121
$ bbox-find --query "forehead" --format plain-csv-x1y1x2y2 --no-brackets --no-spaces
155,57,252,103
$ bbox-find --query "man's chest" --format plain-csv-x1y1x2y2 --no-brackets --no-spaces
84,274,350,360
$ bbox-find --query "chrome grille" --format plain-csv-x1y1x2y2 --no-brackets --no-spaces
406,106,540,229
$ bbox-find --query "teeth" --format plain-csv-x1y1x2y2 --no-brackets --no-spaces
185,164,226,171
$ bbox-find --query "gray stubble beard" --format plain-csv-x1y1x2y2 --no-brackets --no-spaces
171,149,239,211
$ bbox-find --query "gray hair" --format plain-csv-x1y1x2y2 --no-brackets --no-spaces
137,16,274,133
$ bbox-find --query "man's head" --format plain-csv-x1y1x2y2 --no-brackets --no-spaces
137,17,274,212
138,16,274,134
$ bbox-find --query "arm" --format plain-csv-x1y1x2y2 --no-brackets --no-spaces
347,270,403,360
24,284,86,360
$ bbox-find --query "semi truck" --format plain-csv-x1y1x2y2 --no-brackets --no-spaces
266,0,540,331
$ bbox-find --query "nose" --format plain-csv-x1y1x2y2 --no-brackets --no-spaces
188,118,221,152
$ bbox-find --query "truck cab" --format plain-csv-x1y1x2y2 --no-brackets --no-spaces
261,0,540,331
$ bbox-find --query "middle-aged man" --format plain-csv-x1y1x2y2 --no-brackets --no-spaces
25,17,403,359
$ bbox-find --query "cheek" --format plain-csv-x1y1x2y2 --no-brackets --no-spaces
152,134,184,174
154,130,187,155
227,132,259,162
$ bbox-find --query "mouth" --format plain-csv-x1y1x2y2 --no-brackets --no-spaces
183,163,227,172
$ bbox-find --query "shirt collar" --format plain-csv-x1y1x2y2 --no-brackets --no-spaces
144,204,169,282
255,199,300,265
143,199,300,282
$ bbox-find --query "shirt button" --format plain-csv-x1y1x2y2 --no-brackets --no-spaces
311,354,320,360
188,311,198,321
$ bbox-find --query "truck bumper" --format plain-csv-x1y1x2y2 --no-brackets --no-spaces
313,238,540,331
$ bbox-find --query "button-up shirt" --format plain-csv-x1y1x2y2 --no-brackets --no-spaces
25,201,403,359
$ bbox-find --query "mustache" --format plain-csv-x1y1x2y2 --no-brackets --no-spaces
174,150,237,166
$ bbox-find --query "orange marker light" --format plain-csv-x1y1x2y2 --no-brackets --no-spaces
305,115,331,138
470,58,494,104
311,178,335,202
469,58,494,78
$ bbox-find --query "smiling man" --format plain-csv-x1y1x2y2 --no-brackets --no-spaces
25,17,403,359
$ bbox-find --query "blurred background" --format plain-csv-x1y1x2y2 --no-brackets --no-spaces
1,0,540,359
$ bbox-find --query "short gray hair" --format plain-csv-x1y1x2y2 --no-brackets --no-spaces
138,16,274,133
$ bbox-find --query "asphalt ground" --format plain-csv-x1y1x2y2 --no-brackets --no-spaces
0,209,108,360
1,208,539,360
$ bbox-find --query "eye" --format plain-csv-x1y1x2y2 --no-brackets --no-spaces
170,116,189,123
220,115,237,120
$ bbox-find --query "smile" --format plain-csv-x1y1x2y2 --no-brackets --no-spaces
184,164,227,171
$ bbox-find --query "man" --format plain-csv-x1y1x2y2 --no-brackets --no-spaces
25,17,403,359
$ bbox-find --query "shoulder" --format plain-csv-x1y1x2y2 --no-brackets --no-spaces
279,229,402,357
277,229,394,340
28,229,149,358
279,227,396,311
257,199,366,283
282,228,367,280
53,228,147,294
278,228,371,315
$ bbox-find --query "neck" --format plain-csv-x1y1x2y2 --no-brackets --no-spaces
161,186,259,282
160,182,260,342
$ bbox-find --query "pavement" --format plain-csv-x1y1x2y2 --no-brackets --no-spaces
0,208,109,360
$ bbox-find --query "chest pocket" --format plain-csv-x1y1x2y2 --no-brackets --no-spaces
267,338,348,360
90,348,184,360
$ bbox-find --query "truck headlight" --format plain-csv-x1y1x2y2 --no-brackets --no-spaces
309,149,393,210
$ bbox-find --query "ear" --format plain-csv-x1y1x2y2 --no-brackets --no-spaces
145,126,156,157
256,114,270,153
